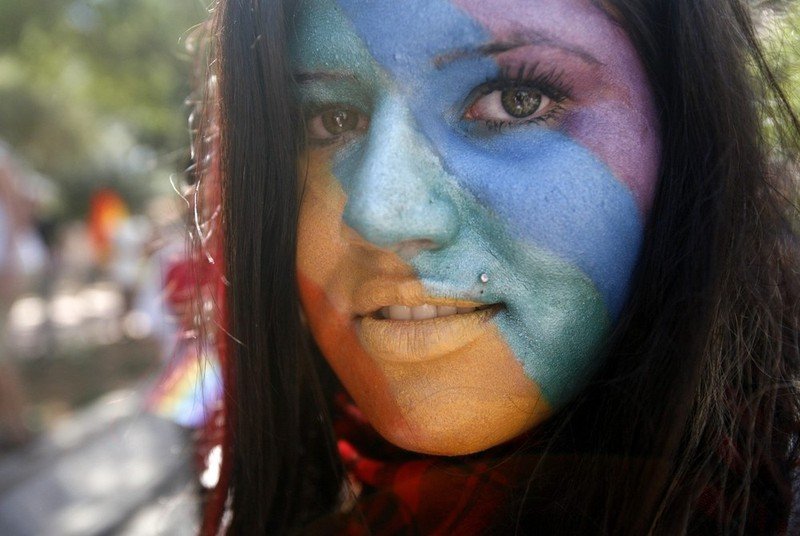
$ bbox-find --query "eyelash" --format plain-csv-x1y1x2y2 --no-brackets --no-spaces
467,63,572,131
302,63,573,145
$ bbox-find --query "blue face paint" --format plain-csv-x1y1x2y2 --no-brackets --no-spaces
291,0,645,408
332,0,642,317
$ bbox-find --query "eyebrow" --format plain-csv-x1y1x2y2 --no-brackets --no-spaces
433,31,603,69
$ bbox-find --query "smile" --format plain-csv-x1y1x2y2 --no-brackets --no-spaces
376,303,495,320
357,303,503,363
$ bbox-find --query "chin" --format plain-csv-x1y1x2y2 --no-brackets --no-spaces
369,392,550,457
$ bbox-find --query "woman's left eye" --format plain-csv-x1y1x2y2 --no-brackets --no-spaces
464,85,559,125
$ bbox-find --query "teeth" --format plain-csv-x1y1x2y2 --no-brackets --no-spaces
379,304,481,320
437,306,457,317
387,305,411,320
412,304,437,320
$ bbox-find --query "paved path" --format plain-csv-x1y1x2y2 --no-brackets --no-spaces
0,388,198,535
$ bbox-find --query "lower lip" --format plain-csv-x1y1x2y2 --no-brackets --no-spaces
356,305,502,363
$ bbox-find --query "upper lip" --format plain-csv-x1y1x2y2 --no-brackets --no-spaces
353,278,493,318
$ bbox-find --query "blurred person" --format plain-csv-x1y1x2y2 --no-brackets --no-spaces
0,179,28,449
0,142,48,448
147,190,222,432
87,188,128,271
147,255,222,430
109,213,152,314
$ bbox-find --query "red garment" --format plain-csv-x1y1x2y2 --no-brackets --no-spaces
201,389,788,534
315,394,535,535
312,395,787,534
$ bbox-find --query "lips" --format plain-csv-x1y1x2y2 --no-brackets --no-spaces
357,303,502,363
351,278,502,362
377,303,494,320
354,278,492,316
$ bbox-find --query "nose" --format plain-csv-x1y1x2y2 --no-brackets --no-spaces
340,96,459,254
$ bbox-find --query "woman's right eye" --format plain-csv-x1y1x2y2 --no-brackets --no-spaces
306,107,369,143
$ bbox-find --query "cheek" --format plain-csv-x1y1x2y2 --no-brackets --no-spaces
407,178,615,409
297,153,418,444
297,272,409,432
297,150,371,307
563,100,661,213
416,125,644,320
396,126,636,407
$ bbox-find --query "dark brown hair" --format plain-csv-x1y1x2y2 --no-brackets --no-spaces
192,0,800,533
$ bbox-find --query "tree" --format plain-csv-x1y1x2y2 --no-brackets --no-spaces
0,0,207,219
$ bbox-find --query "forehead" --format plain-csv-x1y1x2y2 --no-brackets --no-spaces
291,0,627,71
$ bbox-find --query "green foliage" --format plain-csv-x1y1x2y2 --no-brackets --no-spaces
780,7,800,112
0,0,207,220
759,3,800,151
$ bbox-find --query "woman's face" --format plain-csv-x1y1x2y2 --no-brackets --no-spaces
292,0,660,455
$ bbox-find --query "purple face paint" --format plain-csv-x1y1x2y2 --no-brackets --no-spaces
453,0,661,212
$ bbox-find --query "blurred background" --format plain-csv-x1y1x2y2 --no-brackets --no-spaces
0,1,797,535
0,0,210,534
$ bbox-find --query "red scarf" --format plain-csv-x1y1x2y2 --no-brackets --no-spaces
310,396,786,534
310,394,536,535
200,392,789,534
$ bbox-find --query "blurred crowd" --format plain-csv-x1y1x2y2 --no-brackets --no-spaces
0,140,187,450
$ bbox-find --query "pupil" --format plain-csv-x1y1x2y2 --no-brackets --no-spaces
501,87,542,119
322,109,358,135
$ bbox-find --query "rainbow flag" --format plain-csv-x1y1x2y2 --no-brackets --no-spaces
148,338,222,428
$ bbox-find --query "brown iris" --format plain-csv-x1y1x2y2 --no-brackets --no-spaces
501,87,542,118
321,109,359,135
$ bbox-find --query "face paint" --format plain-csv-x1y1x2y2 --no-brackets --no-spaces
292,0,661,455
